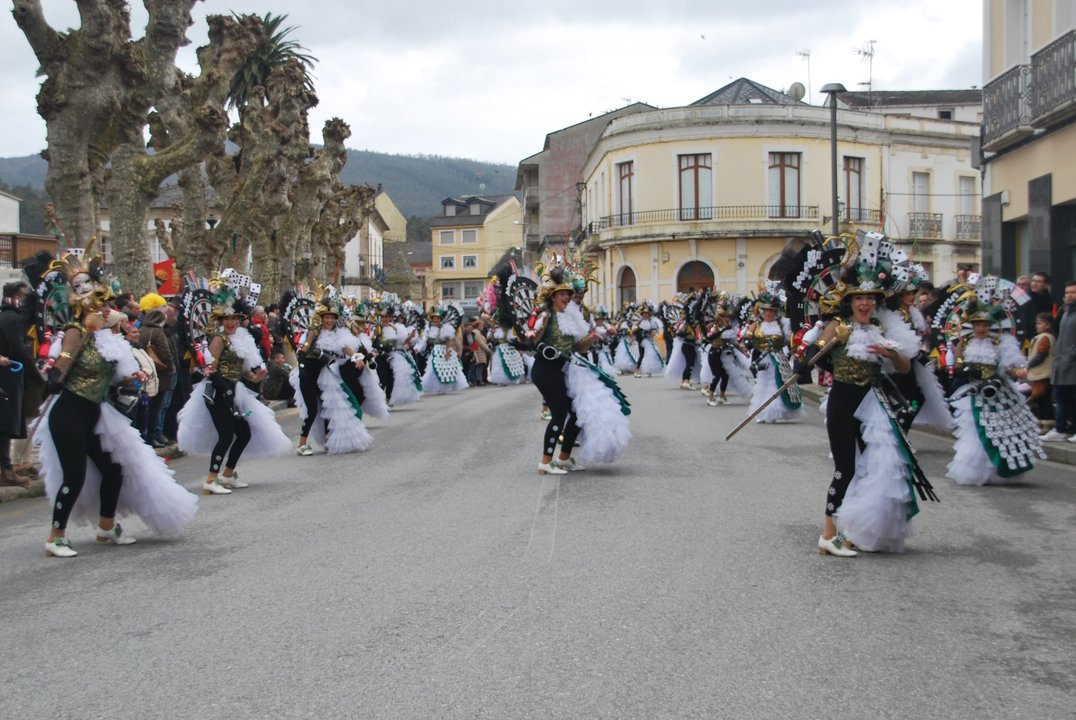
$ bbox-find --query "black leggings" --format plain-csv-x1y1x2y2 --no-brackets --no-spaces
708,348,729,394
680,341,697,381
206,378,251,473
824,381,870,516
531,356,581,458
375,354,394,402
298,361,324,438
49,391,123,530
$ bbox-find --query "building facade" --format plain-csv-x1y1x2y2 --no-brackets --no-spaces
429,195,521,314
980,0,1076,289
577,79,981,309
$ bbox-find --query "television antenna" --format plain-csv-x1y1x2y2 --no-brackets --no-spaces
853,39,876,106
796,49,811,103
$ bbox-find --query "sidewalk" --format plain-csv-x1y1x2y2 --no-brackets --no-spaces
0,399,298,504
797,383,1076,466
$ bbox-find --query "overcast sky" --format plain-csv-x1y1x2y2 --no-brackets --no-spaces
1,0,982,165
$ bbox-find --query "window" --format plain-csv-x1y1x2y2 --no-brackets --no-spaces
462,254,478,269
912,172,929,213
441,283,458,300
440,256,456,270
959,176,977,215
461,229,477,244
445,205,456,217
768,152,800,217
678,154,713,220
617,161,634,225
938,109,953,120
617,266,637,307
843,156,864,221
463,281,483,300
469,203,481,216
439,230,454,245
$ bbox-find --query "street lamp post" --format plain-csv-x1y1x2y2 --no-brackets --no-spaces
820,82,846,238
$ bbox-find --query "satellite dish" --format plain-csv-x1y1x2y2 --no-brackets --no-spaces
787,82,806,102
479,182,486,193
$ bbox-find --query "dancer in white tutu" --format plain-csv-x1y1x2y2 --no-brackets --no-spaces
633,304,665,377
612,307,640,375
942,281,1046,486
704,307,752,406
421,304,469,394
665,293,703,389
790,231,937,556
35,248,197,558
742,285,804,423
178,284,291,492
522,266,631,474
291,295,387,456
592,306,617,376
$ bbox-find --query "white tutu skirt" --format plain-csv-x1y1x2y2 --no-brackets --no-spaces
597,346,616,377
721,349,754,399
565,359,631,464
614,338,638,373
358,365,390,419
663,337,699,381
39,401,198,536
638,338,665,376
178,380,293,459
387,351,423,406
490,344,527,385
422,345,469,394
911,361,953,431
289,366,374,454
748,355,805,422
837,389,916,553
947,395,998,486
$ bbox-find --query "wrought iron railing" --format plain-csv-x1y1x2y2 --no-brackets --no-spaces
955,214,981,240
908,212,944,239
842,208,883,224
982,63,1033,147
588,205,819,232
1032,29,1076,123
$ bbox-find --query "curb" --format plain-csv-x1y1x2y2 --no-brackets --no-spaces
797,382,1074,467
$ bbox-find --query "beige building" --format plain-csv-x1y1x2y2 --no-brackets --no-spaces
981,0,1076,286
429,195,522,314
578,79,980,309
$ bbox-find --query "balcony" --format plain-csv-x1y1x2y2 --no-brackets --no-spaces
842,208,883,226
587,205,819,233
982,64,1034,151
955,214,981,241
907,212,943,240
1032,29,1076,128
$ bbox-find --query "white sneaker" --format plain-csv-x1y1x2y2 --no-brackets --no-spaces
96,523,137,545
706,396,718,407
219,472,249,489
538,461,568,476
202,479,233,495
1041,429,1068,442
552,457,586,472
296,444,315,456
45,537,78,558
634,372,642,378
1067,434,1076,443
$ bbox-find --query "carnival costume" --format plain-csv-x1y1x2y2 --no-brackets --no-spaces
177,280,291,490
664,294,703,387
704,312,753,404
35,246,197,557
519,267,630,472
742,283,804,423
632,307,665,377
613,309,640,375
289,295,387,455
488,267,531,385
938,279,1046,485
788,231,939,555
421,305,469,394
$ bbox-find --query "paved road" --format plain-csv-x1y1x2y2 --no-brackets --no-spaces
1,377,1073,719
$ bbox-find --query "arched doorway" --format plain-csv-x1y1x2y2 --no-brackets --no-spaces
676,261,714,293
617,266,637,308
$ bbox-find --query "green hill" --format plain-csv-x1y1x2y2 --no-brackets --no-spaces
0,149,518,221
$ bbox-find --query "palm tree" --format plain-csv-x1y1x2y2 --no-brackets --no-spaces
227,12,317,112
